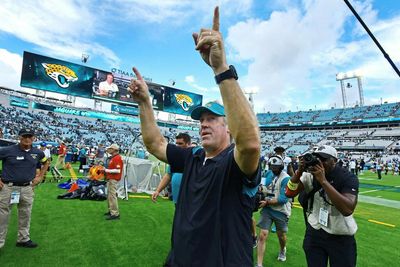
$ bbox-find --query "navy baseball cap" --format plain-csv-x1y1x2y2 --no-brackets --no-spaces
274,146,285,152
190,101,225,120
40,142,47,147
19,128,35,136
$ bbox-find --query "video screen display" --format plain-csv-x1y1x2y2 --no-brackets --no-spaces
163,86,203,116
92,70,164,110
20,51,202,115
20,51,94,98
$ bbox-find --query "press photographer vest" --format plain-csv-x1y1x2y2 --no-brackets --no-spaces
300,172,358,235
264,170,291,217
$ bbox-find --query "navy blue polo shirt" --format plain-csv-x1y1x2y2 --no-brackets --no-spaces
0,144,46,183
167,143,260,267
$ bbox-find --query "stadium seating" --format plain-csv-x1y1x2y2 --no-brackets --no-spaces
2,91,400,161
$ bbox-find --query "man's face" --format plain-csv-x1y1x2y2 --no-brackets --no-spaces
269,165,282,176
106,148,116,155
106,74,114,83
175,138,190,148
315,154,337,173
19,135,35,147
199,112,229,150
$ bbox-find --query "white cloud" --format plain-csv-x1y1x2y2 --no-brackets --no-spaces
184,75,209,92
185,75,195,83
0,1,120,67
226,0,400,113
226,0,348,112
0,49,24,90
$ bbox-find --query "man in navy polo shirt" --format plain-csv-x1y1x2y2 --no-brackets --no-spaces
0,128,50,249
128,7,261,266
151,133,192,204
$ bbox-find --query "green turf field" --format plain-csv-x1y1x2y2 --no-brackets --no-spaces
0,163,399,266
358,171,400,201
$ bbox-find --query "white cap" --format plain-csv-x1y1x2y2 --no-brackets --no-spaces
313,145,337,159
268,155,284,166
106,143,120,151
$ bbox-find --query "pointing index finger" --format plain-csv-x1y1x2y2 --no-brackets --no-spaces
212,6,220,32
132,67,143,80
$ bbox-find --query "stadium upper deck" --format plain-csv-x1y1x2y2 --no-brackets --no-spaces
257,102,400,129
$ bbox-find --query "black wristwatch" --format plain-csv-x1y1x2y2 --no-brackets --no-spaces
214,65,238,84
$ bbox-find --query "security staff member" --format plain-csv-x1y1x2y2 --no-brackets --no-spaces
285,145,358,267
0,128,50,249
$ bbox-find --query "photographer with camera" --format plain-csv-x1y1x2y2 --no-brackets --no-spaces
256,155,291,266
285,145,358,267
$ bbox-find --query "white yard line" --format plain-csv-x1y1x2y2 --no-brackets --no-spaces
359,189,380,194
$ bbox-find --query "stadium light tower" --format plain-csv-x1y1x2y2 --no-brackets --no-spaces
243,86,259,111
336,71,364,108
81,53,89,63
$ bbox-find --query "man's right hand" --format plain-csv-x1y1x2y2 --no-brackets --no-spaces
297,157,306,173
151,190,160,203
128,67,151,104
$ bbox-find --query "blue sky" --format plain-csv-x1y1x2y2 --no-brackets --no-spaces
1,0,400,114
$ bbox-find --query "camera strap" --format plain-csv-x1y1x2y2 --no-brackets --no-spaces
299,177,321,224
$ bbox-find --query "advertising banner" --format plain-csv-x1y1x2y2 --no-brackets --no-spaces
9,96,30,108
32,102,140,124
111,104,139,116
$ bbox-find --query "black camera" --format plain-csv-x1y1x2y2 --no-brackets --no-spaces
302,153,319,168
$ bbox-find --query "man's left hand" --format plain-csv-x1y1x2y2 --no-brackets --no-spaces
192,6,228,75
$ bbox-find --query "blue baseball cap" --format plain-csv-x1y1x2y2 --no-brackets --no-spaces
40,142,47,147
190,101,225,120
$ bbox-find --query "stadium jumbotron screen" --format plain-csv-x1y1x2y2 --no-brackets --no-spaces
20,51,94,98
92,70,165,110
163,86,203,116
20,51,203,115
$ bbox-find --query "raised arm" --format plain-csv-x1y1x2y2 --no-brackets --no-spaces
128,67,168,162
193,7,260,176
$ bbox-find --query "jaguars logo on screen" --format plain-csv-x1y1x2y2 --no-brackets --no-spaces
174,94,193,111
41,63,78,88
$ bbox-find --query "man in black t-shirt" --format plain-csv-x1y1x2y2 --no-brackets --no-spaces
128,7,261,266
285,145,359,267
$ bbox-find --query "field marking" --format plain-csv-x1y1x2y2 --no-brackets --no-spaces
358,177,376,181
359,189,380,194
129,195,150,199
129,195,169,200
368,219,396,228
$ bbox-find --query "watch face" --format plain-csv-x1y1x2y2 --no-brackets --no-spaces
229,65,238,79
215,65,238,84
